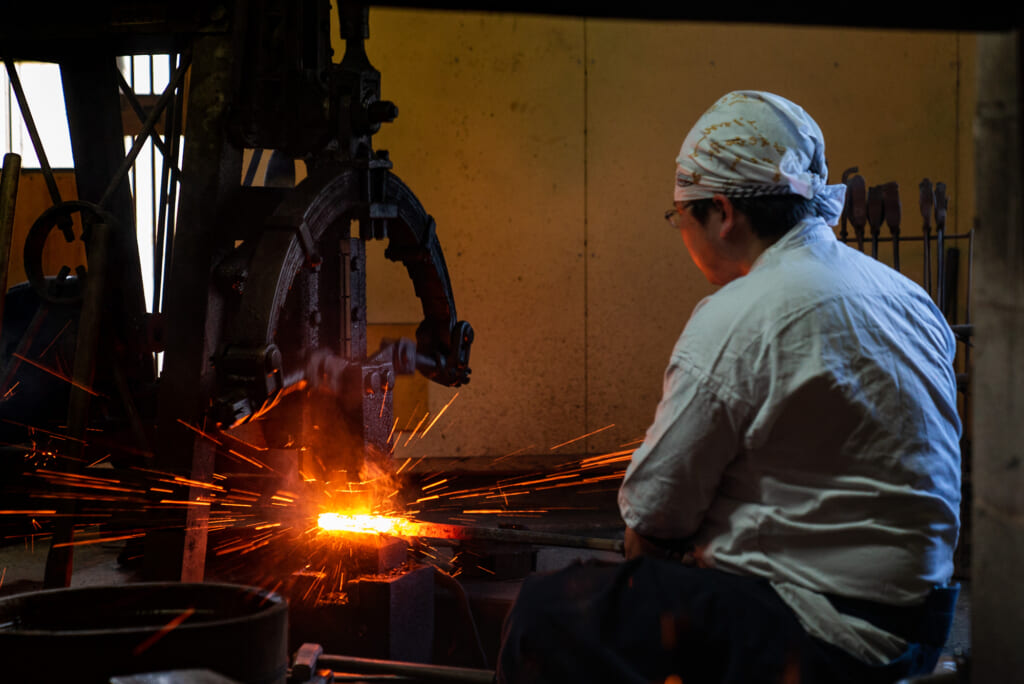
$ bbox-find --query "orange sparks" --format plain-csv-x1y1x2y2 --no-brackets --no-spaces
403,412,430,447
175,419,223,446
132,607,196,656
226,449,266,470
169,476,225,492
52,532,146,548
578,449,634,469
419,392,460,440
12,353,103,397
387,416,400,445
549,424,615,451
87,453,111,468
492,445,537,464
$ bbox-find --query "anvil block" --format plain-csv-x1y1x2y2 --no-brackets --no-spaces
289,562,435,663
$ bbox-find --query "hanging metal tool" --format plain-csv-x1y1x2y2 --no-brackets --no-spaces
839,166,858,243
847,174,867,252
867,185,884,259
935,182,949,316
919,179,934,297
882,182,901,272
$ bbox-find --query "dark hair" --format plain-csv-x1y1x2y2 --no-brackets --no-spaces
687,194,816,241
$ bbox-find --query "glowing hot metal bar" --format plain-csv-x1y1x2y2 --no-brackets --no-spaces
318,513,623,553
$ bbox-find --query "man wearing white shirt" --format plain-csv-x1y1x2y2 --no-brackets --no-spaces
497,91,961,684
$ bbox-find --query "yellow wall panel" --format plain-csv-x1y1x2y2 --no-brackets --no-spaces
362,10,588,460
331,12,976,464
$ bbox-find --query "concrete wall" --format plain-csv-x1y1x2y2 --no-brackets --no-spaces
340,10,975,465
972,30,1023,682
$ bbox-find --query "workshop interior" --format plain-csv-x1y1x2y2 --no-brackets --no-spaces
0,2,1020,682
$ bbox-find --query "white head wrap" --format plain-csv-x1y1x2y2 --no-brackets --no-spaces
674,91,846,226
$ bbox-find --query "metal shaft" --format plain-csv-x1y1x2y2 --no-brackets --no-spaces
3,60,62,207
919,179,934,297
317,654,494,684
412,521,624,553
935,182,948,316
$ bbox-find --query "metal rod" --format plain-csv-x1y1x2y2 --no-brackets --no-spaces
882,182,901,272
0,152,21,339
316,654,495,684
98,54,191,209
243,148,264,186
43,219,115,588
2,59,62,206
412,521,624,553
153,56,176,312
867,185,883,259
114,67,171,159
919,179,934,297
157,54,185,314
935,182,948,316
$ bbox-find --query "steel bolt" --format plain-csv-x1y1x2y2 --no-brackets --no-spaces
365,371,381,395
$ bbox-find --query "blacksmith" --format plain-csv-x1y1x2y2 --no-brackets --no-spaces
497,91,961,684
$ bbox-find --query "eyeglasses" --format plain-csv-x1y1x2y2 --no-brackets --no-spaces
664,202,694,229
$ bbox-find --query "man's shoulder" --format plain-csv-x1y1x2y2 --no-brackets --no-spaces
682,239,943,353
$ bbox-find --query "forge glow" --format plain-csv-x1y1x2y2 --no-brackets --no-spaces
317,512,418,537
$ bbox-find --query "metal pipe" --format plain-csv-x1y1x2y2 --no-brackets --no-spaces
316,654,494,684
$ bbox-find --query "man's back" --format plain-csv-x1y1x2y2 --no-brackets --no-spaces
677,217,961,604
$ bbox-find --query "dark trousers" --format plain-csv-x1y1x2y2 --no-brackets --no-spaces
496,558,951,684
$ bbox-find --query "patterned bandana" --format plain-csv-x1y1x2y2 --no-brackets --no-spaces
674,91,846,226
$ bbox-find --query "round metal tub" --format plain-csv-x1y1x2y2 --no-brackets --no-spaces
0,582,288,684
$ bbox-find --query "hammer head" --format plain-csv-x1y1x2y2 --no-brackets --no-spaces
846,175,867,229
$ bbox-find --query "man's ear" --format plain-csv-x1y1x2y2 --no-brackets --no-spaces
713,194,737,239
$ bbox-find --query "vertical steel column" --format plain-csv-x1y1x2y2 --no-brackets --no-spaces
147,30,241,582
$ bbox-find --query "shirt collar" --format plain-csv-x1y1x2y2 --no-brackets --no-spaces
750,217,834,273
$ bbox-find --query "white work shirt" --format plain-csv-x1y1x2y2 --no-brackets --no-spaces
619,217,961,660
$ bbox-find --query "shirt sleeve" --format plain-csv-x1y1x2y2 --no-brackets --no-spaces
618,357,743,540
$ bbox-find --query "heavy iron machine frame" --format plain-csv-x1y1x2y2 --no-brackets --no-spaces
0,1,473,586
